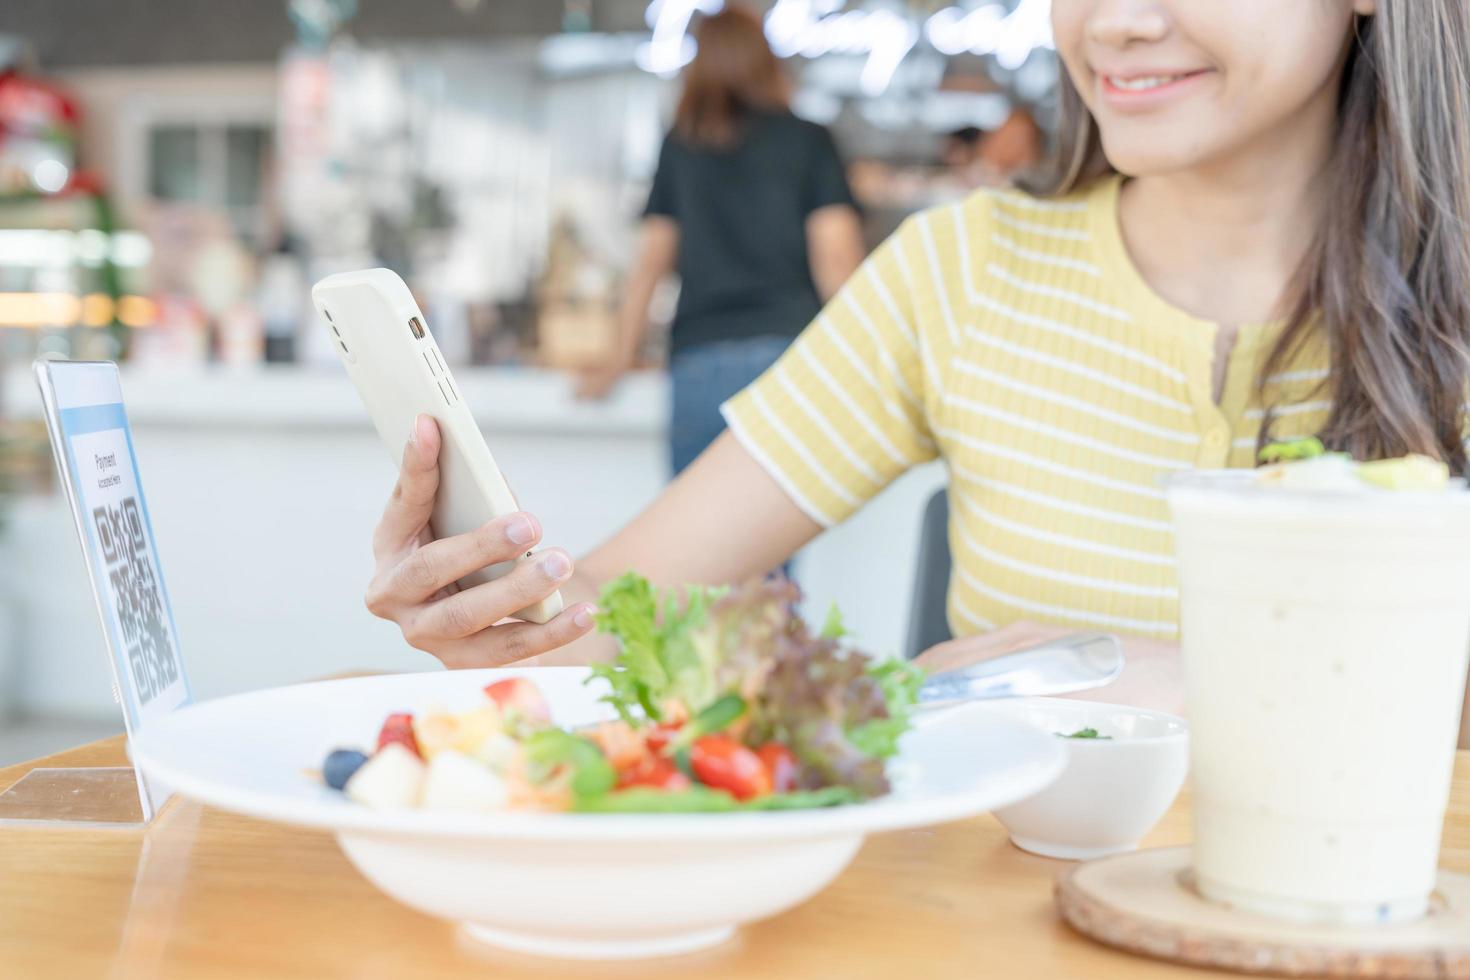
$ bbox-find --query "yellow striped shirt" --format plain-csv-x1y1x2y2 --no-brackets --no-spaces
721,175,1329,639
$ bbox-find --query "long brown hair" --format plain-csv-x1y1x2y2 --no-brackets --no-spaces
1029,2,1470,470
675,4,789,148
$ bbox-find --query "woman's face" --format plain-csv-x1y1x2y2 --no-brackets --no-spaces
1051,0,1374,176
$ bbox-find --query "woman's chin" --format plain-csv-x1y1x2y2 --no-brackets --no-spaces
1096,136,1216,181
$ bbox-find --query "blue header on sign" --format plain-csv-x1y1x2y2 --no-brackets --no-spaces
58,403,130,437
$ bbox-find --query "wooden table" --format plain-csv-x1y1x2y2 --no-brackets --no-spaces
2,738,1466,980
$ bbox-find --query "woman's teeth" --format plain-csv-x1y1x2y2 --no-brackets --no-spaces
1107,74,1188,91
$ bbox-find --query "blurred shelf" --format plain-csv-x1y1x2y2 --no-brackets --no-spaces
2,363,668,437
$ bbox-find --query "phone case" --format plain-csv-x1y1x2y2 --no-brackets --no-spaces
311,269,562,625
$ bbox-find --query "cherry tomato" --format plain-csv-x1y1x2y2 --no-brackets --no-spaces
618,755,691,791
376,712,421,759
689,735,771,801
483,678,551,724
644,721,684,754
756,743,800,794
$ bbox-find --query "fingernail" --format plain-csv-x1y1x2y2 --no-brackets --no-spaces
506,515,535,545
540,550,571,579
410,414,430,446
573,605,596,629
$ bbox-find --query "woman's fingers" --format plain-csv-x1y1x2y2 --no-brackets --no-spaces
381,512,542,605
914,620,1071,674
405,548,575,645
363,412,592,667
435,602,600,669
1067,637,1184,714
374,415,442,552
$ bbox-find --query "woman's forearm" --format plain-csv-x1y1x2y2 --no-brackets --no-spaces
612,270,658,364
807,204,866,302
614,216,680,364
531,432,824,669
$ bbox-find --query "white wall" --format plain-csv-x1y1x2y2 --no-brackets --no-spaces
2,366,943,718
56,65,279,228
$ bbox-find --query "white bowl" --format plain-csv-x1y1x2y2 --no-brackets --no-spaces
988,697,1188,860
130,668,1065,960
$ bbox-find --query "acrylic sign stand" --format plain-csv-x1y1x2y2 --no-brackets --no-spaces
0,360,194,828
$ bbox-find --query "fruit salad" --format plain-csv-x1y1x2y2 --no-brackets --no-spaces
320,574,924,813
1256,438,1451,490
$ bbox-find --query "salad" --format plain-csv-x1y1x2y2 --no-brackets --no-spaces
319,574,924,813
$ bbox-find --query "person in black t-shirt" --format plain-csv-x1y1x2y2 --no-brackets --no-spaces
576,3,865,476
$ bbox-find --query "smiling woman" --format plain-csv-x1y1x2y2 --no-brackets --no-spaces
1043,0,1470,466
363,1,1470,733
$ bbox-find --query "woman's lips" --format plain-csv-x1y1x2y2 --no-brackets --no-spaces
1097,69,1212,110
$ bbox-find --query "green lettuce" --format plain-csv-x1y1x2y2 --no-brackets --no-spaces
848,659,925,759
590,573,723,723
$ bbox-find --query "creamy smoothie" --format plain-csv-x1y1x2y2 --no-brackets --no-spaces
1167,455,1470,924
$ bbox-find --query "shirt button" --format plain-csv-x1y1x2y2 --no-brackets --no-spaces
1204,430,1228,450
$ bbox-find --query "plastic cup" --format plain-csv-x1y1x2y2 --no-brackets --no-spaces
1167,470,1470,924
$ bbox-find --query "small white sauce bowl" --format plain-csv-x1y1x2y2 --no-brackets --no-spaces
986,697,1189,860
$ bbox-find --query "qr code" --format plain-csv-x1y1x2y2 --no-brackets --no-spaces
94,497,178,705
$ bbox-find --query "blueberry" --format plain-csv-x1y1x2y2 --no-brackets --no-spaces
324,748,370,791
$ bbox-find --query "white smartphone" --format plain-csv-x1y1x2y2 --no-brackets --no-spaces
311,269,562,625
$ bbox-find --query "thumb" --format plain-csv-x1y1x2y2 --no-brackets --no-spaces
376,414,441,548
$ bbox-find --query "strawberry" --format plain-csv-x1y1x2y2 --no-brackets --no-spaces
376,712,421,759
483,678,551,725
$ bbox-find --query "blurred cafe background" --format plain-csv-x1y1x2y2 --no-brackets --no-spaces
0,0,1058,762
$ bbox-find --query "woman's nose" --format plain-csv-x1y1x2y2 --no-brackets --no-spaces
1086,0,1170,48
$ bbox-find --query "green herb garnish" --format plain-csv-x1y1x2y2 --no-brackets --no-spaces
1258,437,1326,464
1060,727,1111,740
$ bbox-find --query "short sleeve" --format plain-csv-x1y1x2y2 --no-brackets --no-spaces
643,134,678,219
803,124,856,216
721,218,935,527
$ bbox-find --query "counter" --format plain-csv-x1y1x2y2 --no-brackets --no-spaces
1,365,944,717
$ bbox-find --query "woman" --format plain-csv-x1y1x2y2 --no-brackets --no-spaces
577,4,865,476
365,0,1470,735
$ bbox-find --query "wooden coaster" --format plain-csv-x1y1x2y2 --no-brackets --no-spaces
1056,847,1470,979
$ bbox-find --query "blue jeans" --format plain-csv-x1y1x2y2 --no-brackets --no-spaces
669,335,793,476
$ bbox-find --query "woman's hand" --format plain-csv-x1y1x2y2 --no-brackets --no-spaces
574,357,631,401
365,415,599,668
915,620,1185,715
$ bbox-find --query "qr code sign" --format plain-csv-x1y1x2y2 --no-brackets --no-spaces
94,497,179,705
